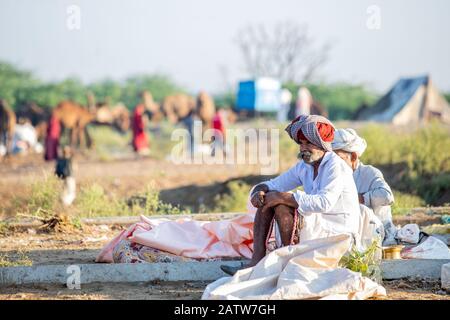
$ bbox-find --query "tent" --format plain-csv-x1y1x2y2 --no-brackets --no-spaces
355,75,450,125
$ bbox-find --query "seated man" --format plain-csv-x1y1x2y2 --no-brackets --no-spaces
332,128,396,245
221,115,361,275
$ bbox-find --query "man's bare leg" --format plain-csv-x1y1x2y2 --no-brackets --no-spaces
274,204,296,246
248,205,275,267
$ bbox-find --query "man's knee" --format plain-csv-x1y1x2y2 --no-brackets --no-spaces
274,204,293,214
274,204,294,221
256,206,274,218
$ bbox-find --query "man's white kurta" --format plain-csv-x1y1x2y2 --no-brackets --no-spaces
262,151,360,241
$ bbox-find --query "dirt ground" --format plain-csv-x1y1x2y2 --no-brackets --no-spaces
0,225,119,265
1,153,449,300
0,280,448,300
0,153,270,216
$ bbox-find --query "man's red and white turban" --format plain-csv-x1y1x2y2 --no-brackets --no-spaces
285,115,335,151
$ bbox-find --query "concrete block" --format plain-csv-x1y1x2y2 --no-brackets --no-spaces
0,260,245,286
1,259,449,286
441,262,450,291
381,259,450,280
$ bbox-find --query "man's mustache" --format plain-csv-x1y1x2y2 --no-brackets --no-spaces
298,151,312,159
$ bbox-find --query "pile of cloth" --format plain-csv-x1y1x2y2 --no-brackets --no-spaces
12,122,43,155
388,223,450,259
96,214,255,263
202,234,386,300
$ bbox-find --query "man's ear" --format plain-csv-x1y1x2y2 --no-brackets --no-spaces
351,152,358,162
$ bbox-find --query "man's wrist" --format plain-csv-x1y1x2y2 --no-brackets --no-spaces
251,184,268,197
281,192,299,208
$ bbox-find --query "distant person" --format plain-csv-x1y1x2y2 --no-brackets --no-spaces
44,114,61,161
211,109,227,157
55,145,76,206
131,92,151,155
180,108,195,157
277,89,292,122
295,87,312,117
332,128,396,246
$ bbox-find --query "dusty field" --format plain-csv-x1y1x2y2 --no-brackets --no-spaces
0,225,118,265
0,153,270,217
1,150,449,301
0,281,207,300
0,280,448,300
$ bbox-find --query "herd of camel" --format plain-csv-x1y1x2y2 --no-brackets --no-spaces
0,91,226,155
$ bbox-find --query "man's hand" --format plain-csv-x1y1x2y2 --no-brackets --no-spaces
251,190,266,208
263,191,299,209
358,193,365,204
263,191,283,208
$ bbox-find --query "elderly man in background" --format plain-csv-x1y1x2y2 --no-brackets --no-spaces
332,128,396,246
221,115,361,276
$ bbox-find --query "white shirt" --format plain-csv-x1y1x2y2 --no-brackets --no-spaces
262,152,360,239
354,162,394,224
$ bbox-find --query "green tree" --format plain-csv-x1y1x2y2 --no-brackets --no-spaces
0,61,39,109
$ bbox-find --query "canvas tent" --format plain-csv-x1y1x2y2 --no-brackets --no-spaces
355,75,450,125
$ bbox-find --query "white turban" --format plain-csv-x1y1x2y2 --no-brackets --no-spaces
332,128,367,157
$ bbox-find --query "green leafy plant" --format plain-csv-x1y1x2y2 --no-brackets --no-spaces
339,240,382,283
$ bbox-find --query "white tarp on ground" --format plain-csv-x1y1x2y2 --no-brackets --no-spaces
202,234,386,300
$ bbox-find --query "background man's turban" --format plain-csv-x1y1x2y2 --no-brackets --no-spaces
332,128,367,157
285,115,335,151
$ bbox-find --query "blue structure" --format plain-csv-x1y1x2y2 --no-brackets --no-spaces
236,78,281,112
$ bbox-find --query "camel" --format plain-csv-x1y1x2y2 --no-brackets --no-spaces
87,92,132,133
140,91,164,123
162,94,196,124
52,100,96,149
92,101,132,133
196,91,216,130
110,103,131,132
0,99,16,155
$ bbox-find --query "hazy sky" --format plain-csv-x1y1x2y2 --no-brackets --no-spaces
1,0,449,94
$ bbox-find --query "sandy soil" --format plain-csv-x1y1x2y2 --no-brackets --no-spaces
0,225,119,265
1,151,449,300
0,153,271,216
0,280,448,300
0,281,207,300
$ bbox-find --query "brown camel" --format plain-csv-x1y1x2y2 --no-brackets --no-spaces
87,92,132,133
196,91,216,130
0,99,16,155
52,100,95,148
162,94,196,124
110,103,131,132
141,91,164,123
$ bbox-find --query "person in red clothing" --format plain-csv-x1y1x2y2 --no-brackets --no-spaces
211,109,227,156
44,114,61,161
132,91,153,155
